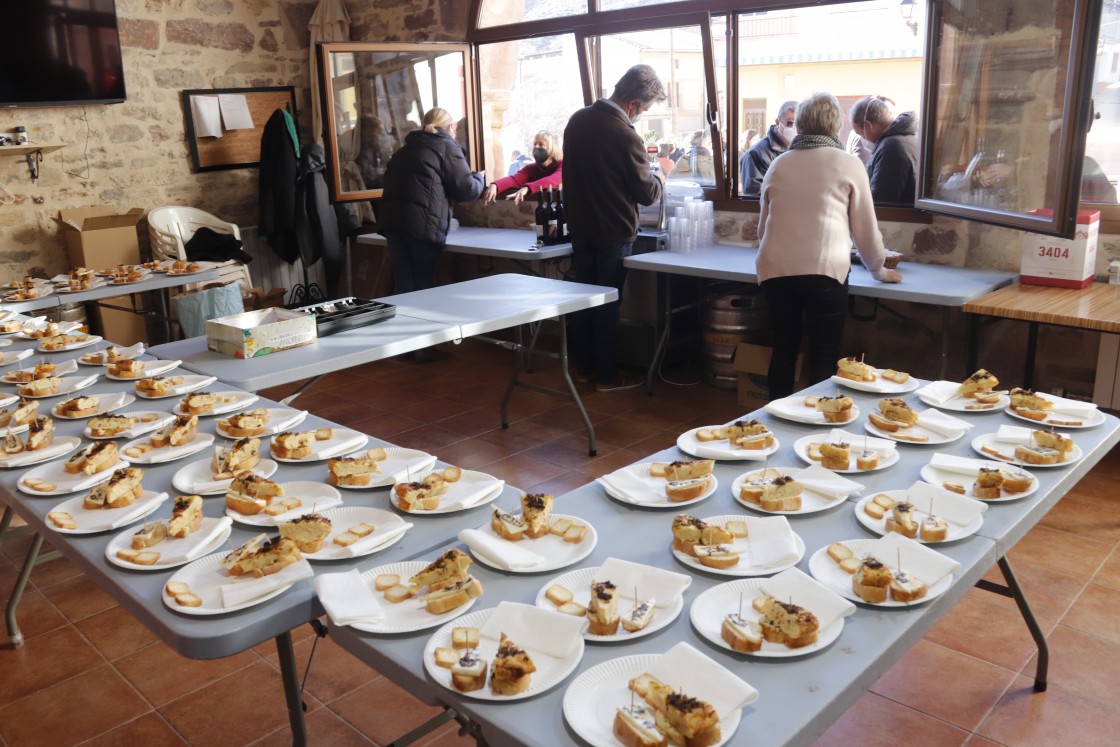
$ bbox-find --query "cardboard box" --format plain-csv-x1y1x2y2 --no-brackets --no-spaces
350,241,393,299
94,296,148,346
57,206,144,269
244,287,287,311
1020,209,1100,289
733,342,808,407
206,307,316,359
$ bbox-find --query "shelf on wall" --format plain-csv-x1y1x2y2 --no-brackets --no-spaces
0,143,64,156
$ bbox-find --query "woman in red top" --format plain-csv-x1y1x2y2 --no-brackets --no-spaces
483,131,563,204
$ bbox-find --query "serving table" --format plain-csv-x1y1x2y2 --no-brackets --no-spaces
357,227,573,277
624,245,1017,389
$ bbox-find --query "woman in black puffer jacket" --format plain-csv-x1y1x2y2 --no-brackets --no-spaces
378,107,485,292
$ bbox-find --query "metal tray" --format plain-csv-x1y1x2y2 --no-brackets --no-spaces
292,297,396,337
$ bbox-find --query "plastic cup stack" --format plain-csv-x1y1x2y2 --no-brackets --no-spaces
667,198,715,253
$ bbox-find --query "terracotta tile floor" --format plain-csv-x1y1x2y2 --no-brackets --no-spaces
0,340,1117,746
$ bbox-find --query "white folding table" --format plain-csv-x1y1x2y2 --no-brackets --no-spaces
357,227,573,277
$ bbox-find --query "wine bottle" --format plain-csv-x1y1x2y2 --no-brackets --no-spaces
545,186,558,243
534,190,547,242
555,184,567,242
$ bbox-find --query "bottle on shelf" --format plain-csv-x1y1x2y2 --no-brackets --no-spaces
534,190,548,243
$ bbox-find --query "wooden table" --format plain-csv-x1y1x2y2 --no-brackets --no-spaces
963,281,1120,388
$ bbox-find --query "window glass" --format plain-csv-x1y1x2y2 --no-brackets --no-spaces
599,0,682,10
1083,2,1120,205
477,35,584,182
477,0,587,29
734,2,925,198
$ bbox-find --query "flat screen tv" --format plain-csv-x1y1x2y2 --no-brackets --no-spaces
0,0,126,107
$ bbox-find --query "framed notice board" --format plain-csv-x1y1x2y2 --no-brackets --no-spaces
181,86,297,172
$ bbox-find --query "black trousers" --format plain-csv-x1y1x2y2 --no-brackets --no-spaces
761,274,848,399
568,234,632,384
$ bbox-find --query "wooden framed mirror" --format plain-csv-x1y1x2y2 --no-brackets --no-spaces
315,41,476,203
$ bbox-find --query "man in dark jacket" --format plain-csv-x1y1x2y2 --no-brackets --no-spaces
563,64,665,391
741,100,797,196
378,108,484,292
859,96,919,204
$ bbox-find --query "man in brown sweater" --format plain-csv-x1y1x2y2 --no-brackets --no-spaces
562,64,666,391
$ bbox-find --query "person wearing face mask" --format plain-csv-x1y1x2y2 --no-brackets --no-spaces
562,64,666,392
855,95,919,204
483,131,563,204
741,100,798,197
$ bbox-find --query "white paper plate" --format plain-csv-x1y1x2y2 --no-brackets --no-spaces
135,375,217,399
0,349,33,368
864,418,965,446
162,553,306,616
38,335,103,353
853,492,984,544
3,286,54,302
671,514,805,576
121,432,215,464
1005,405,1105,429
269,428,369,463
18,456,129,496
423,606,585,701
56,282,107,294
689,578,845,657
53,393,136,420
731,467,855,515
563,654,745,747
215,407,307,439
106,359,180,381
764,395,861,426
468,513,597,573
19,376,99,399
917,391,1009,413
534,565,681,642
792,434,900,474
807,539,953,607
165,268,210,277
104,516,233,570
0,392,16,408
969,433,1084,468
302,506,410,561
85,410,174,439
676,426,780,461
0,436,81,470
918,462,1038,503
79,348,143,366
45,490,169,535
348,560,479,634
172,390,259,417
829,372,920,394
171,457,279,496
331,447,438,490
389,469,504,514
599,462,719,509
226,481,343,526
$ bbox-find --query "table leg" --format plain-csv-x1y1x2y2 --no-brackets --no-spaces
5,532,43,649
966,313,982,374
645,273,671,395
558,320,597,456
0,506,13,552
275,630,309,746
1024,322,1039,390
280,375,323,406
975,556,1048,691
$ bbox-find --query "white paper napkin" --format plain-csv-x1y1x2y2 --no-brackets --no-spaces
314,569,384,626
646,642,758,722
310,433,367,460
597,557,692,608
170,376,217,395
93,392,131,415
899,481,986,528
66,374,100,392
793,463,863,498
763,396,816,420
220,558,313,608
336,522,412,558
191,474,234,494
82,491,168,531
441,477,505,511
828,429,896,456
995,425,1033,444
159,517,234,564
52,359,78,376
916,408,970,437
70,461,130,493
927,453,990,477
866,533,960,588
269,410,309,434
744,516,799,568
596,467,662,505
479,601,585,659
458,528,545,570
917,380,963,406
0,349,32,366
0,440,73,469
267,495,343,523
1044,393,1098,418
760,567,856,633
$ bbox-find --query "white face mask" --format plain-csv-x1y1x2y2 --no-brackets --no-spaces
782,125,797,143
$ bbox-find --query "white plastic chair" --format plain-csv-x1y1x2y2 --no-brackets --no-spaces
147,206,253,290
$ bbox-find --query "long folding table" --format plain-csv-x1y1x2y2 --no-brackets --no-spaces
328,380,1119,746
357,227,573,277
624,246,1018,389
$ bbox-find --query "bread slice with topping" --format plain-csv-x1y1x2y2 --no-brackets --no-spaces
520,492,553,538
490,633,536,695
168,495,203,538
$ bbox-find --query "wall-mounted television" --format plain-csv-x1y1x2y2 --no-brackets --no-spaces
0,0,126,108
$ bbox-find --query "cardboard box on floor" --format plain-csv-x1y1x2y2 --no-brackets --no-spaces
733,342,809,407
56,205,148,345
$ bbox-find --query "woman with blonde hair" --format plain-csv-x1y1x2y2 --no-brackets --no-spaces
379,107,485,292
483,130,563,204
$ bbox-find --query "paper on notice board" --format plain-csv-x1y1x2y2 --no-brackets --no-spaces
219,95,254,130
190,96,223,138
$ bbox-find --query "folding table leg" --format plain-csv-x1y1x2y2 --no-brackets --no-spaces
5,532,43,648
645,273,671,395
975,556,1048,691
275,630,308,746
0,506,13,552
280,375,324,406
558,320,596,456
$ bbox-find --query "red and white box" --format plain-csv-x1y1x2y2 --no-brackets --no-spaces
1020,209,1100,289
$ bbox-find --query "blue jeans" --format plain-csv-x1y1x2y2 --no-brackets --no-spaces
387,235,442,293
761,274,849,399
568,234,632,384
